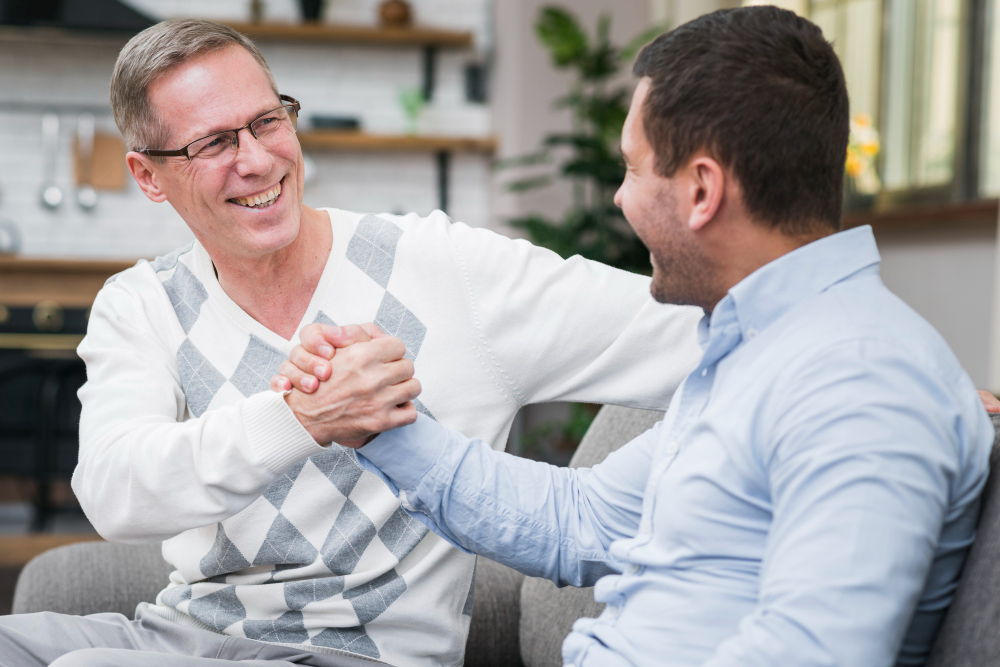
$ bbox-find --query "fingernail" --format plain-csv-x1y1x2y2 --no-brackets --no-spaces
318,345,333,357
305,377,317,391
313,365,326,378
329,326,340,337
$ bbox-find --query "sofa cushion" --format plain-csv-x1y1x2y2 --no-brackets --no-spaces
923,412,1000,665
519,406,664,667
12,541,171,618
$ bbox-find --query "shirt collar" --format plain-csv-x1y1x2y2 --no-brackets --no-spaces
711,225,881,346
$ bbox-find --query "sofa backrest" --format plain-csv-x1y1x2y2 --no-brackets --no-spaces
924,412,1000,665
518,408,1000,667
518,405,664,667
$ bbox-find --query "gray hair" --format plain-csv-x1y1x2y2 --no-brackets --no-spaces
110,19,279,153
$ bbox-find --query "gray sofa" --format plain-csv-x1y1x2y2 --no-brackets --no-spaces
12,406,1000,666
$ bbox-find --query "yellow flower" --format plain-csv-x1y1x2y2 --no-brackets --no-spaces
859,139,880,157
845,149,865,178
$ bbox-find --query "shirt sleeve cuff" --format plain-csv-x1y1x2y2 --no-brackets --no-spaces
243,391,328,474
358,413,451,490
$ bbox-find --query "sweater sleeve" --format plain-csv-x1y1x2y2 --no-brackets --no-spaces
447,218,704,409
72,278,326,544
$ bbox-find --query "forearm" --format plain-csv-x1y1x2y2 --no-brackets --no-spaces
74,390,323,543
358,414,650,586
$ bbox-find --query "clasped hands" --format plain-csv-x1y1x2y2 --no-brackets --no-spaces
271,323,421,448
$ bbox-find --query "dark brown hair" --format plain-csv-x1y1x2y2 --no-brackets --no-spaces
633,6,849,234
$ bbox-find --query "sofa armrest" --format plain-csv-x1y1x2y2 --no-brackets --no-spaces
12,541,172,618
465,556,525,667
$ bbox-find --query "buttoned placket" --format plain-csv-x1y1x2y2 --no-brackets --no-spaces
632,305,745,547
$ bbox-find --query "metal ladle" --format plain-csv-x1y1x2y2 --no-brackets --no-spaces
39,113,63,210
76,113,98,211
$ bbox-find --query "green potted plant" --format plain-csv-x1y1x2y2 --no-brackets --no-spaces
501,6,664,461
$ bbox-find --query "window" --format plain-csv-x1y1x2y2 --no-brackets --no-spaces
980,0,1000,195
882,0,964,191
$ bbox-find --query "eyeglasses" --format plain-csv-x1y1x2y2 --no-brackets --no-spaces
139,94,301,161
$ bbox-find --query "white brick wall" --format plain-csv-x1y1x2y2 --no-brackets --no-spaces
0,0,493,259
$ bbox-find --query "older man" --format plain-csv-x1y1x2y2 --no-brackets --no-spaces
303,7,994,667
0,18,701,667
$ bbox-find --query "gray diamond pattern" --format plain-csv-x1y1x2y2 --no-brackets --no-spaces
311,626,380,659
344,569,407,624
321,499,377,575
462,560,477,617
200,524,250,579
187,585,246,632
163,262,209,334
229,334,286,397
314,310,336,326
160,584,193,608
243,610,310,644
374,292,426,360
346,215,404,288
177,339,226,418
414,398,435,421
263,459,307,511
253,514,319,567
311,446,364,497
156,219,439,656
284,575,346,610
149,241,195,274
378,507,429,561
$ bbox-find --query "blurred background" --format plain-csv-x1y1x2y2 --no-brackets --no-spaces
0,0,996,606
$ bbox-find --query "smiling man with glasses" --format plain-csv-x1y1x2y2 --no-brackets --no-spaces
0,18,705,667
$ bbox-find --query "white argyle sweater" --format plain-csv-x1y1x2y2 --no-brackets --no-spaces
73,208,703,667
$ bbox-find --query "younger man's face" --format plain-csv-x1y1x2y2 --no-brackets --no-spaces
615,78,712,308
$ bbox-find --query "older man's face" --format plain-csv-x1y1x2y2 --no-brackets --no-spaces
145,45,304,261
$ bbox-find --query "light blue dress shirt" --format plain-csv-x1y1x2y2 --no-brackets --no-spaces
358,226,992,666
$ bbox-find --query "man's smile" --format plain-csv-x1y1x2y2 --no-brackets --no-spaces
228,178,283,208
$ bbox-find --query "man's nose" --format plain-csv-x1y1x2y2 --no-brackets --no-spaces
613,184,624,208
234,127,274,175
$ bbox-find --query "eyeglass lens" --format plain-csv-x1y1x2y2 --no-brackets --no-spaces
188,104,298,160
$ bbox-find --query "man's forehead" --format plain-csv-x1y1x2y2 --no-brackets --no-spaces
148,46,275,142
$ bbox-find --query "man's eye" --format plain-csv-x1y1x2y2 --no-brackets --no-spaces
205,137,225,148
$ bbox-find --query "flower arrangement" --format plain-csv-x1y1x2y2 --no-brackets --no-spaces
846,113,881,194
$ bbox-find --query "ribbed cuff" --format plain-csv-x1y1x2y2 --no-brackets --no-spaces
243,391,327,474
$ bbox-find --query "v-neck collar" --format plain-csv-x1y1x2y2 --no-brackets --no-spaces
193,208,350,351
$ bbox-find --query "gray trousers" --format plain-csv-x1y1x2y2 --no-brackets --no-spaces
0,604,384,667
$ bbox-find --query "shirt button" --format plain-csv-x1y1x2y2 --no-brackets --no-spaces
747,327,758,339
666,442,678,455
626,563,640,575
701,368,708,377
639,517,652,533
606,605,620,620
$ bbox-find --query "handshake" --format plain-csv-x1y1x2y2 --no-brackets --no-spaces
270,323,421,448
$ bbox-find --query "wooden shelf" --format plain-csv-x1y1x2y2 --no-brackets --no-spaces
842,199,999,231
0,257,135,308
298,131,497,153
0,534,102,567
222,21,472,47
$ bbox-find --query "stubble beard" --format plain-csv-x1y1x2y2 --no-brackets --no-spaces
647,201,717,312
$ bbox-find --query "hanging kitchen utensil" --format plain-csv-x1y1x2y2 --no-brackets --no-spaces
0,181,21,254
75,113,98,211
39,113,63,210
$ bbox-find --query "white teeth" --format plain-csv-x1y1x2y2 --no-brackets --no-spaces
233,182,282,208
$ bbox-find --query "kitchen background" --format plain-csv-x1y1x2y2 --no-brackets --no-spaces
1,0,999,611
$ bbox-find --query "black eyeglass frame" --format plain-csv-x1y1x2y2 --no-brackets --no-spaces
138,94,301,160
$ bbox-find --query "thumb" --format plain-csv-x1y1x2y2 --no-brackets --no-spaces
360,322,389,339
324,323,373,348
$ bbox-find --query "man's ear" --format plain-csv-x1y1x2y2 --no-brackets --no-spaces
126,152,169,203
686,156,725,232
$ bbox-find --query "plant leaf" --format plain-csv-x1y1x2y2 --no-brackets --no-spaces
536,6,589,67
